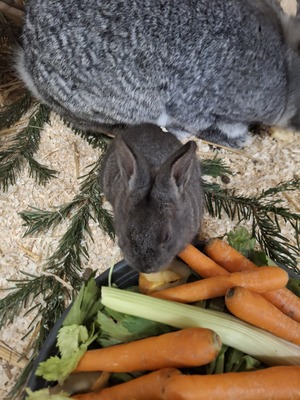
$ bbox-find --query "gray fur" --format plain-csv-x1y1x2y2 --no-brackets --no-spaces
17,0,300,146
99,124,203,272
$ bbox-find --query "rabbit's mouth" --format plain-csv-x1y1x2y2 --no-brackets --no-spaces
125,256,173,274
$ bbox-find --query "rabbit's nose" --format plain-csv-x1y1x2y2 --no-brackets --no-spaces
140,265,156,274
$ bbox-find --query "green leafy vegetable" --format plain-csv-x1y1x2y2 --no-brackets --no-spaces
227,226,269,265
63,276,103,327
249,251,269,266
36,325,96,384
287,277,300,297
206,344,261,375
97,307,173,347
57,325,89,358
224,346,262,373
26,388,70,399
227,226,256,257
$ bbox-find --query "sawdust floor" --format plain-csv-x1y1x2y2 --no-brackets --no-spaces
0,0,300,397
0,113,299,398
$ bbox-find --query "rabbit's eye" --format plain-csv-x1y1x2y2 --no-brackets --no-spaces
160,229,171,245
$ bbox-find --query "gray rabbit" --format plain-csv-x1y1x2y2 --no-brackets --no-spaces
99,124,203,273
17,0,300,147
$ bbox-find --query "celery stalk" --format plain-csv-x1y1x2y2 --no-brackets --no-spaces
101,286,300,366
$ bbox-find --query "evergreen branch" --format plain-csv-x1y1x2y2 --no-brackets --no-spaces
62,117,112,150
45,203,93,286
26,157,58,186
19,203,80,236
258,178,300,199
201,157,232,178
9,356,35,399
20,156,114,239
204,180,300,270
0,91,33,130
3,155,114,341
0,275,69,399
74,128,112,150
0,103,57,190
0,275,50,328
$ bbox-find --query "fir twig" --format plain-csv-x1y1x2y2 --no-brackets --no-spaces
0,104,58,191
62,118,112,150
0,91,33,130
0,155,114,376
204,179,300,269
20,156,114,239
201,157,232,178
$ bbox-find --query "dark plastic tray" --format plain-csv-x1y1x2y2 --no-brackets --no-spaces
26,260,138,395
25,256,300,396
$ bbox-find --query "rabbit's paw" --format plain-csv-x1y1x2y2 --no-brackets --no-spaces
198,122,252,148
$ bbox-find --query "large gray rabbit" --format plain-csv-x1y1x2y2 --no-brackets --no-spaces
17,0,300,147
99,124,203,272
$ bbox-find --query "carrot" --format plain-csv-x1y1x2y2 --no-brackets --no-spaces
163,366,300,400
72,368,181,400
178,244,228,277
204,238,258,272
74,327,221,373
225,286,300,346
204,238,300,322
262,288,300,321
151,266,288,303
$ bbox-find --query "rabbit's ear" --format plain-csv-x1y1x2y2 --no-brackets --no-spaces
156,140,197,194
170,141,197,189
115,135,149,191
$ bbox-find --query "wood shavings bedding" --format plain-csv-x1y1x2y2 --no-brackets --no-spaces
0,111,299,398
0,2,299,397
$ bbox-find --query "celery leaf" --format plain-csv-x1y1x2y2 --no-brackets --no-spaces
63,276,102,327
287,277,300,297
227,226,256,257
26,388,70,399
97,307,173,347
36,325,96,384
57,325,89,358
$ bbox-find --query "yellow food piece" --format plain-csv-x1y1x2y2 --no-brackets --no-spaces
139,259,191,294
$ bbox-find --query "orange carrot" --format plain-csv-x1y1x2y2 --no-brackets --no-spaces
178,244,228,277
204,238,258,272
72,368,181,400
204,238,300,322
225,286,300,346
151,266,288,303
262,288,300,321
74,328,221,373
163,366,300,400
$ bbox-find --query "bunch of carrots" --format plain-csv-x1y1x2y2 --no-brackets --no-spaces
68,239,300,400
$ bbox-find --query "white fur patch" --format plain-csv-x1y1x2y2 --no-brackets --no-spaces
217,121,249,138
156,111,170,127
15,49,43,102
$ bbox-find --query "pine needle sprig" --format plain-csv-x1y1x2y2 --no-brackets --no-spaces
62,118,112,150
0,91,33,130
201,157,233,178
19,156,114,239
74,128,112,151
26,156,58,186
0,274,62,329
45,203,93,287
0,273,70,398
257,178,300,199
0,103,57,190
203,179,300,269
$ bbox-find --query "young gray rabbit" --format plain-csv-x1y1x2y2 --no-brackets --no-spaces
17,0,300,147
99,124,203,273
